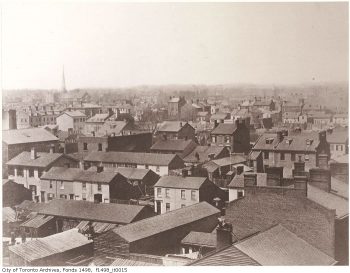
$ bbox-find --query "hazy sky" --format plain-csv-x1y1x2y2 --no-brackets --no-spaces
1,2,348,89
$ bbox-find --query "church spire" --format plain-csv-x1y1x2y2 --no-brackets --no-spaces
62,65,67,93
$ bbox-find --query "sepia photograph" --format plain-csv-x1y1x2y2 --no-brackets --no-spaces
1,0,349,267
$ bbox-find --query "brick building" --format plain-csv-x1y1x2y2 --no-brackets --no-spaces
156,121,196,141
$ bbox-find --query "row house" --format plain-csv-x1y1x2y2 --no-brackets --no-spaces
210,119,250,154
56,110,87,133
84,151,185,176
16,110,59,129
40,166,136,203
2,128,60,177
250,130,330,172
6,148,79,202
153,176,226,214
156,121,196,141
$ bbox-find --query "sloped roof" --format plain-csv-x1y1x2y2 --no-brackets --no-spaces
6,152,63,168
3,207,16,223
59,110,86,118
9,229,91,262
253,100,273,107
151,139,196,152
75,169,119,184
112,202,220,242
84,151,181,166
210,154,247,167
2,128,58,145
190,245,260,266
157,121,192,132
235,225,336,265
210,113,229,120
181,232,216,248
95,121,128,137
283,112,300,119
228,172,267,188
36,199,149,224
15,200,45,211
88,166,153,180
327,131,348,143
211,123,237,135
40,167,82,181
183,146,227,163
169,97,180,103
20,215,55,228
76,221,117,234
307,184,348,218
86,113,110,123
155,176,207,189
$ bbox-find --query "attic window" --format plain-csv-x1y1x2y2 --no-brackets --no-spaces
306,139,313,146
285,139,293,145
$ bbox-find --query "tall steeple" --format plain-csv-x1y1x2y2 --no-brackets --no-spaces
61,65,67,93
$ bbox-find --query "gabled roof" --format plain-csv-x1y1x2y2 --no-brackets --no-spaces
36,199,150,224
20,215,55,228
112,202,220,242
86,113,110,123
327,131,348,144
235,224,336,265
307,184,348,218
58,110,86,118
95,121,128,137
157,121,193,132
154,176,207,189
210,113,229,120
40,167,82,181
9,229,91,262
183,146,227,163
3,207,17,223
6,152,67,168
2,128,58,145
181,232,216,248
88,166,154,180
151,139,196,152
190,245,260,266
210,154,247,167
84,151,182,166
211,123,237,135
228,172,267,188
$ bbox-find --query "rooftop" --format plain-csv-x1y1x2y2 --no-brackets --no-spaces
36,199,150,224
112,202,220,242
86,113,110,123
327,131,348,143
235,224,336,265
181,231,216,248
59,110,86,118
151,139,196,152
183,146,227,163
211,123,237,135
84,151,182,166
157,121,192,132
155,176,207,189
2,128,58,145
9,229,92,262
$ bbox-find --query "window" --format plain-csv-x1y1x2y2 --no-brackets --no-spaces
166,203,170,212
82,193,87,201
47,193,54,201
145,164,149,169
291,153,296,161
59,181,64,189
82,182,87,190
17,168,23,176
225,136,230,144
238,190,244,198
181,190,186,200
156,166,160,172
305,154,309,161
165,188,170,198
60,194,67,199
38,169,43,178
98,143,102,151
157,188,162,197
191,190,196,201
212,136,216,143
29,168,35,177
83,143,88,150
181,204,186,208
97,184,102,191
49,181,53,189
280,153,285,160
264,151,269,159
69,194,75,200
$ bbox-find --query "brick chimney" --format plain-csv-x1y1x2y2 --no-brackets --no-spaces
309,168,331,192
266,166,283,186
318,154,329,170
293,175,308,195
236,165,244,175
216,218,233,250
49,144,55,154
30,147,37,160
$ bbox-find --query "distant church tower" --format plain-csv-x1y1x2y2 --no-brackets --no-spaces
61,66,67,93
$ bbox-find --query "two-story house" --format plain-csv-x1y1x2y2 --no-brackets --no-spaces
84,151,184,176
6,148,79,202
40,166,132,203
156,121,195,141
327,129,348,159
250,130,330,172
56,111,87,133
153,175,226,214
210,119,250,154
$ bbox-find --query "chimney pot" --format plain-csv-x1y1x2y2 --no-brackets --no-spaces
30,147,37,160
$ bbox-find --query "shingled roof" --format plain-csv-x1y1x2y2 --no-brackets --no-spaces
36,199,150,224
155,176,207,189
181,231,216,248
84,151,182,166
9,229,91,263
2,128,58,145
211,123,237,135
6,152,76,168
112,202,220,242
235,224,336,265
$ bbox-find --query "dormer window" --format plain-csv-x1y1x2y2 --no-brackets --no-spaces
265,138,274,144
285,139,293,145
